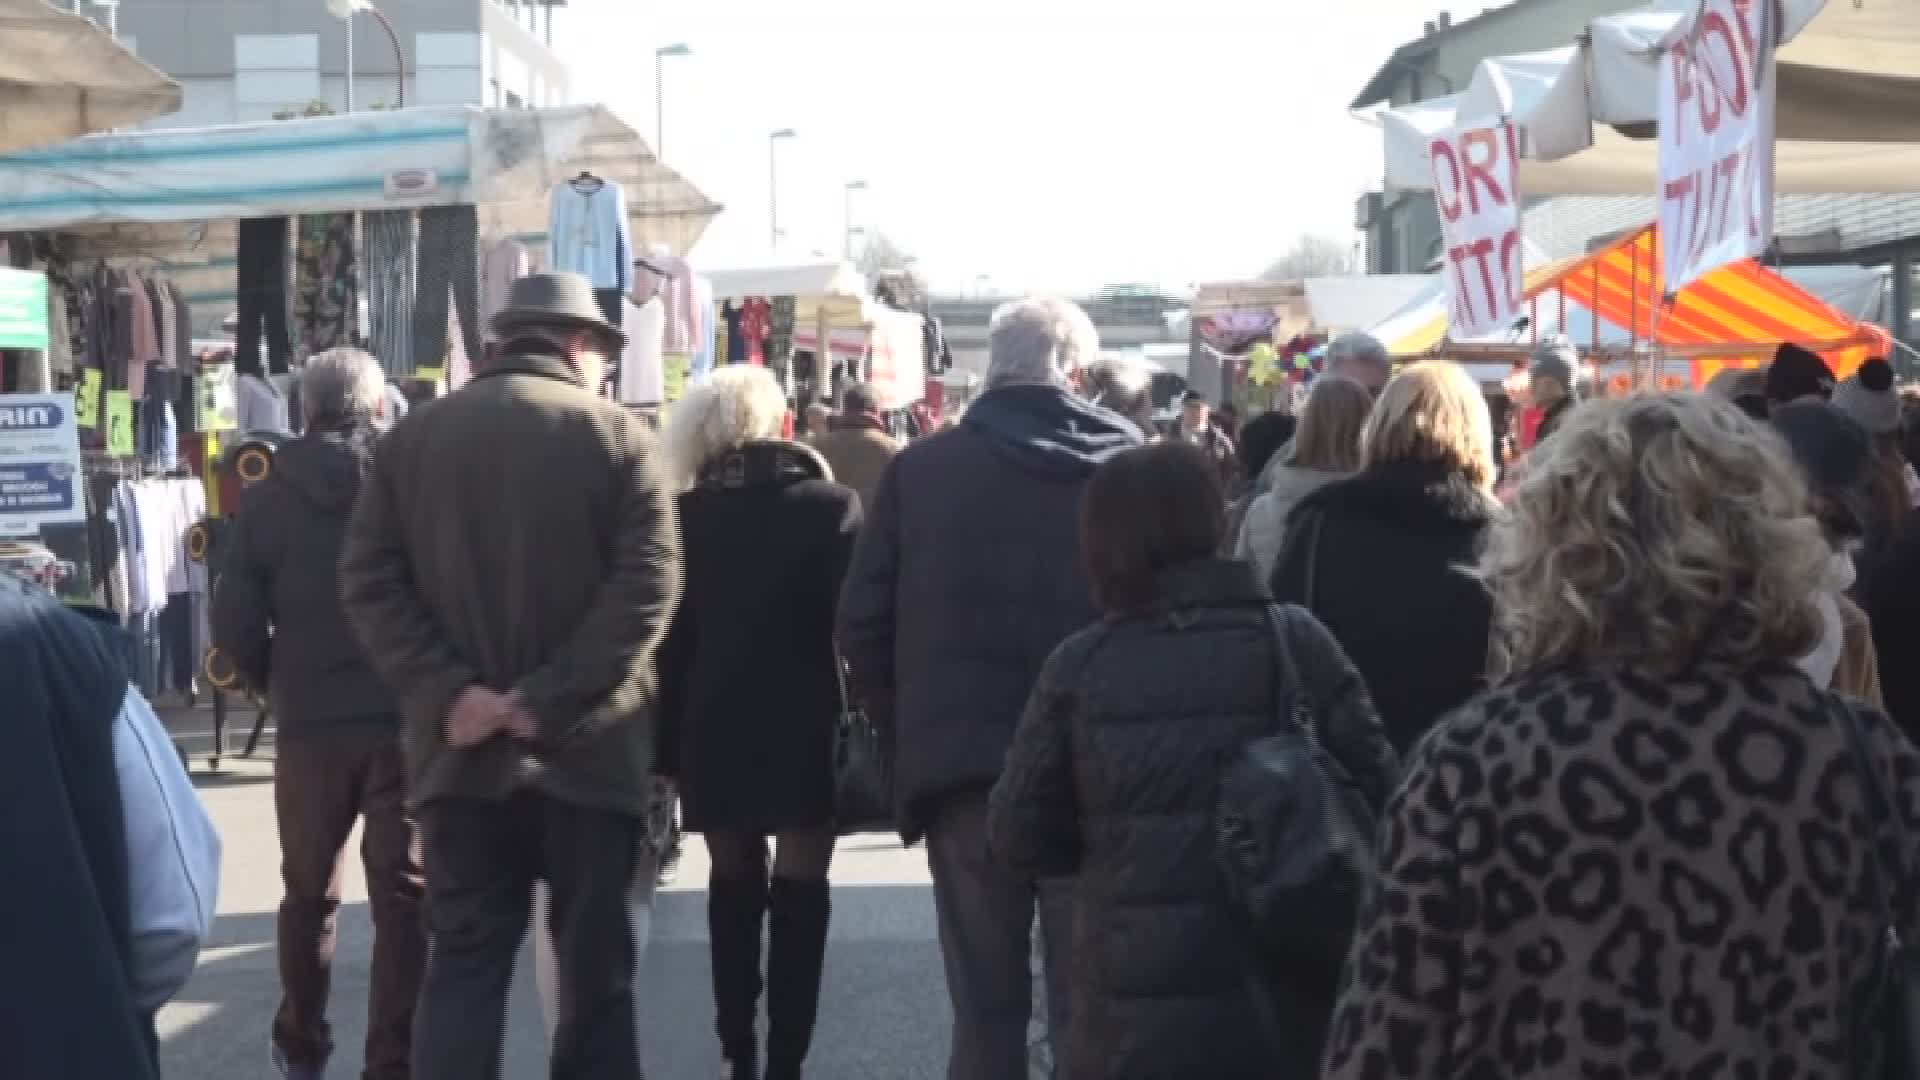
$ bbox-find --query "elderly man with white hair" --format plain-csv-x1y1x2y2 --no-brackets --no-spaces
1323,331,1393,395
838,296,1142,1079
211,347,423,1080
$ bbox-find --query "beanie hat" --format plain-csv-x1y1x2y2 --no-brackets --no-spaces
1831,357,1901,435
1528,341,1577,388
1766,343,1835,404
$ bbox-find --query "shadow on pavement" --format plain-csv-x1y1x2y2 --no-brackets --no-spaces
161,886,951,1078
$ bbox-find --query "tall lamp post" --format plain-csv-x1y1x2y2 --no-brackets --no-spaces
768,128,796,249
325,0,406,111
843,179,868,262
653,43,691,160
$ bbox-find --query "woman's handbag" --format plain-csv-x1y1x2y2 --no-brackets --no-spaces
1214,606,1379,971
832,658,894,834
1834,700,1920,1078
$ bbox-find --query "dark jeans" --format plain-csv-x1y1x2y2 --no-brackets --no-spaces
273,739,425,1079
236,216,292,375
924,792,1073,1080
413,205,481,373
413,791,644,1080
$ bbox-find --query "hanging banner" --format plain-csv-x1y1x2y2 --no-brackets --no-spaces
0,393,85,532
1429,119,1524,339
0,268,50,352
1657,0,1776,293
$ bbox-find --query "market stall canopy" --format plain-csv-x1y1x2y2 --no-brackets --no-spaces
1374,0,1920,195
0,0,181,155
706,260,873,328
1301,275,1435,333
1372,224,1889,377
0,103,721,254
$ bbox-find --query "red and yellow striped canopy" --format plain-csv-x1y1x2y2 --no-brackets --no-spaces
1529,224,1889,381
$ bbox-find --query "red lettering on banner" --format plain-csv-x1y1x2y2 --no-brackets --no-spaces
1460,128,1508,214
1430,139,1463,222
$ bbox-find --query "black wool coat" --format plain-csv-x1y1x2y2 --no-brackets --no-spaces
1270,457,1496,753
988,559,1397,1080
658,441,862,833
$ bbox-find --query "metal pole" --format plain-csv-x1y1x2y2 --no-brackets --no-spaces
655,53,665,160
344,13,356,112
367,6,405,107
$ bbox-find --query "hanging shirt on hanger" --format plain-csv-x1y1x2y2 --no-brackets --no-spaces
481,236,531,336
619,297,666,406
548,178,632,292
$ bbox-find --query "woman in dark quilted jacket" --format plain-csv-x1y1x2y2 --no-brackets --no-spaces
987,442,1396,1080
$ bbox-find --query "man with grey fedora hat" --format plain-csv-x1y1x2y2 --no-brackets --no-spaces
342,270,680,1079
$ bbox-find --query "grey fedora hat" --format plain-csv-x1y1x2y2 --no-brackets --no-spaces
490,271,626,347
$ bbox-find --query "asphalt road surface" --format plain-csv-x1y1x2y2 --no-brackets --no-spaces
156,723,957,1078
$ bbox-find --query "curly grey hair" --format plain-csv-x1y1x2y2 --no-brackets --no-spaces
1483,392,1828,677
662,366,789,490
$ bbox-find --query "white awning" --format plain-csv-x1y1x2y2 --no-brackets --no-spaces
1375,0,1920,195
0,0,181,155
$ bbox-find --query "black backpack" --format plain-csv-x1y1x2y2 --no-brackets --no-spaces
1214,604,1380,969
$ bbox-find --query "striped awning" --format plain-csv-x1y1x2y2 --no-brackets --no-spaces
1380,223,1890,381
1530,225,1889,379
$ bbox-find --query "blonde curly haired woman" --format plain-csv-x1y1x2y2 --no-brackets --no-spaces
1322,392,1920,1080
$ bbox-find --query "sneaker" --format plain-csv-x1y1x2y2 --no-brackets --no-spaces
272,1045,325,1080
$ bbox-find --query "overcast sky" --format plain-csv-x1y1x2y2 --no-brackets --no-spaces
563,0,1454,293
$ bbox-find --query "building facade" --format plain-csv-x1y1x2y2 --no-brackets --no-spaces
110,0,574,127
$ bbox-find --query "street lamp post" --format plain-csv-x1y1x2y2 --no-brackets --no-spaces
843,179,868,262
653,43,691,160
325,0,406,110
768,128,796,249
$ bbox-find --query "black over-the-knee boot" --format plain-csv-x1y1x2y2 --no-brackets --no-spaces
763,877,832,1080
708,873,770,1080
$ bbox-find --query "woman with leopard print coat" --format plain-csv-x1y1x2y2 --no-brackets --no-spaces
1323,393,1920,1080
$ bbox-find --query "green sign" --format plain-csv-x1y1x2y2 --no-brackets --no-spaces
0,268,49,352
105,390,134,458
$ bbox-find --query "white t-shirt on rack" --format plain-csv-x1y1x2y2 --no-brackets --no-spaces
620,297,666,406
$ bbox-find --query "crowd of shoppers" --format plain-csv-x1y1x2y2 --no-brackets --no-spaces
44,268,1920,1080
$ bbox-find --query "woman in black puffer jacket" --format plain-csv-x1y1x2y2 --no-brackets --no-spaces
987,442,1397,1080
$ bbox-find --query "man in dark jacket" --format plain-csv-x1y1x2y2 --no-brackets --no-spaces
809,379,901,510
838,295,1142,1079
341,273,680,1080
212,347,422,1080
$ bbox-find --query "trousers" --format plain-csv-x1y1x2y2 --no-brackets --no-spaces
413,205,481,373
412,791,644,1080
364,210,417,376
273,740,425,1079
924,792,1073,1080
530,852,659,1039
236,217,292,375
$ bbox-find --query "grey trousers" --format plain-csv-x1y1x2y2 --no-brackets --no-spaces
924,792,1073,1080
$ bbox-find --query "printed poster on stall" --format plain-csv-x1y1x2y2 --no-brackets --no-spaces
1657,0,1776,293
0,269,49,352
0,393,85,533
1428,119,1525,339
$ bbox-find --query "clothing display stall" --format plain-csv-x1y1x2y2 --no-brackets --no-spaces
705,260,935,420
0,103,721,380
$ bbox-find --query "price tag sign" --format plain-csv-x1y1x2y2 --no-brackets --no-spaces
105,390,134,458
74,369,101,429
664,355,689,403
